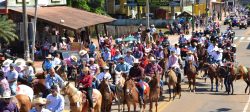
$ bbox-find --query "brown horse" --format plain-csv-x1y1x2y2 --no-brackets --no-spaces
149,72,161,112
62,82,102,112
158,57,168,80
99,78,114,112
55,65,68,81
124,79,149,112
202,63,221,92
11,94,32,112
115,73,126,112
237,65,250,94
32,79,46,97
165,69,180,101
185,60,197,92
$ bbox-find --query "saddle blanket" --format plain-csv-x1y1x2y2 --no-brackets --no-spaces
16,85,34,101
136,81,150,94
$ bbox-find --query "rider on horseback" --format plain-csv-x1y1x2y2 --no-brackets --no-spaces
168,50,182,82
128,59,145,104
211,48,223,66
185,51,198,70
115,57,131,79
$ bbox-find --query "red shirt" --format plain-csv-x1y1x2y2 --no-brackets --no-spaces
111,48,116,57
140,58,149,68
80,75,93,88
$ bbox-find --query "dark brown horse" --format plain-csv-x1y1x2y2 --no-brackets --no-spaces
99,78,114,112
158,57,168,80
124,79,149,112
202,63,221,92
217,64,235,95
185,60,197,92
32,79,47,97
149,72,161,112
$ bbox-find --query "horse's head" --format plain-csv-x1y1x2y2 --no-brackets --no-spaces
100,78,110,93
61,81,71,96
151,71,160,88
124,79,136,95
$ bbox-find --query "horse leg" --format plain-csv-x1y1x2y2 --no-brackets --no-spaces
127,103,130,112
149,99,152,112
168,85,171,101
188,77,192,92
134,103,137,112
156,99,158,112
220,78,224,90
210,78,214,92
193,77,196,93
216,78,219,92
231,79,234,95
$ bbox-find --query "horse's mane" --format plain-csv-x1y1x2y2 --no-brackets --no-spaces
67,83,80,98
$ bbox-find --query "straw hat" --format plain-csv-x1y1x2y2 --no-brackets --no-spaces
70,55,78,62
0,91,13,99
103,66,109,70
82,67,89,72
33,97,47,105
26,59,33,64
2,59,13,67
218,48,223,53
149,57,156,61
187,50,193,54
127,50,132,53
46,54,53,59
213,47,219,51
133,59,140,64
61,37,66,40
79,50,87,56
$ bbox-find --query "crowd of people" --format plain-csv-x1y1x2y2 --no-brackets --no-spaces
0,6,245,112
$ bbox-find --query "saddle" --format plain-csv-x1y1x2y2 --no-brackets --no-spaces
135,81,150,94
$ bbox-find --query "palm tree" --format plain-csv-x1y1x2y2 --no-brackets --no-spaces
0,16,18,44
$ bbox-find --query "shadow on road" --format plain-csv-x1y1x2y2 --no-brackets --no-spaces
209,107,232,112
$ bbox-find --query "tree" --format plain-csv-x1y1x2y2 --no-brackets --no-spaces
0,16,18,44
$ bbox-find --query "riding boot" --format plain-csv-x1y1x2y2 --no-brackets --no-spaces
139,96,144,105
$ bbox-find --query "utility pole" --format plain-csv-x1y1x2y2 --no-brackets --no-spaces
192,3,194,33
146,0,150,29
205,0,208,26
22,0,30,60
31,0,38,61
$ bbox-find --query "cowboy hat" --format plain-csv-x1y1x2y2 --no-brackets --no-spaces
2,59,13,67
61,37,66,40
232,44,236,47
89,58,95,62
0,91,13,99
46,54,53,59
26,59,33,64
103,66,109,70
32,97,47,105
187,50,193,54
133,59,140,64
218,48,223,53
149,57,156,61
14,58,26,66
213,46,219,51
79,50,87,56
70,55,78,62
82,67,89,72
127,50,132,53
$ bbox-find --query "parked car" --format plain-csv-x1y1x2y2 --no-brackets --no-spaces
239,20,248,29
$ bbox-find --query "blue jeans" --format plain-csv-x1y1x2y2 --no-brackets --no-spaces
10,84,17,95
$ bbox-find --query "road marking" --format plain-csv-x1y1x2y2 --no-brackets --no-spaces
234,37,239,40
157,100,172,112
240,37,245,41
242,94,250,112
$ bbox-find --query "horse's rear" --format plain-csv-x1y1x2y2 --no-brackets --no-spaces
99,79,114,112
149,73,161,112
166,69,180,100
186,61,197,92
13,94,31,112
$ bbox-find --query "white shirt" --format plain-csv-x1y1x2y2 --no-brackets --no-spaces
167,55,180,69
89,64,99,76
59,42,67,50
212,52,223,61
185,55,195,62
124,55,135,65
53,57,61,67
96,72,111,81
24,66,35,77
174,47,181,56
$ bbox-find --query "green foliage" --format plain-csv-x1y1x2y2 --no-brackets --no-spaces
67,0,107,15
0,16,18,44
247,4,250,10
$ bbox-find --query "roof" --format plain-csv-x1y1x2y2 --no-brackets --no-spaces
176,11,193,18
10,6,115,30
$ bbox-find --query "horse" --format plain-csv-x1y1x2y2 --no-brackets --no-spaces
55,65,68,81
32,79,47,97
115,72,126,112
158,57,168,81
124,78,149,112
217,64,235,95
62,82,102,112
237,65,250,94
222,51,233,62
202,63,221,92
149,72,161,112
99,78,114,112
165,69,180,101
185,60,197,92
11,85,34,112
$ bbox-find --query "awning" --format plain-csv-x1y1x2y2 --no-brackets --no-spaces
176,11,193,18
10,6,116,30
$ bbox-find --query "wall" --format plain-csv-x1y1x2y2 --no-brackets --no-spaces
110,19,174,27
7,0,67,7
